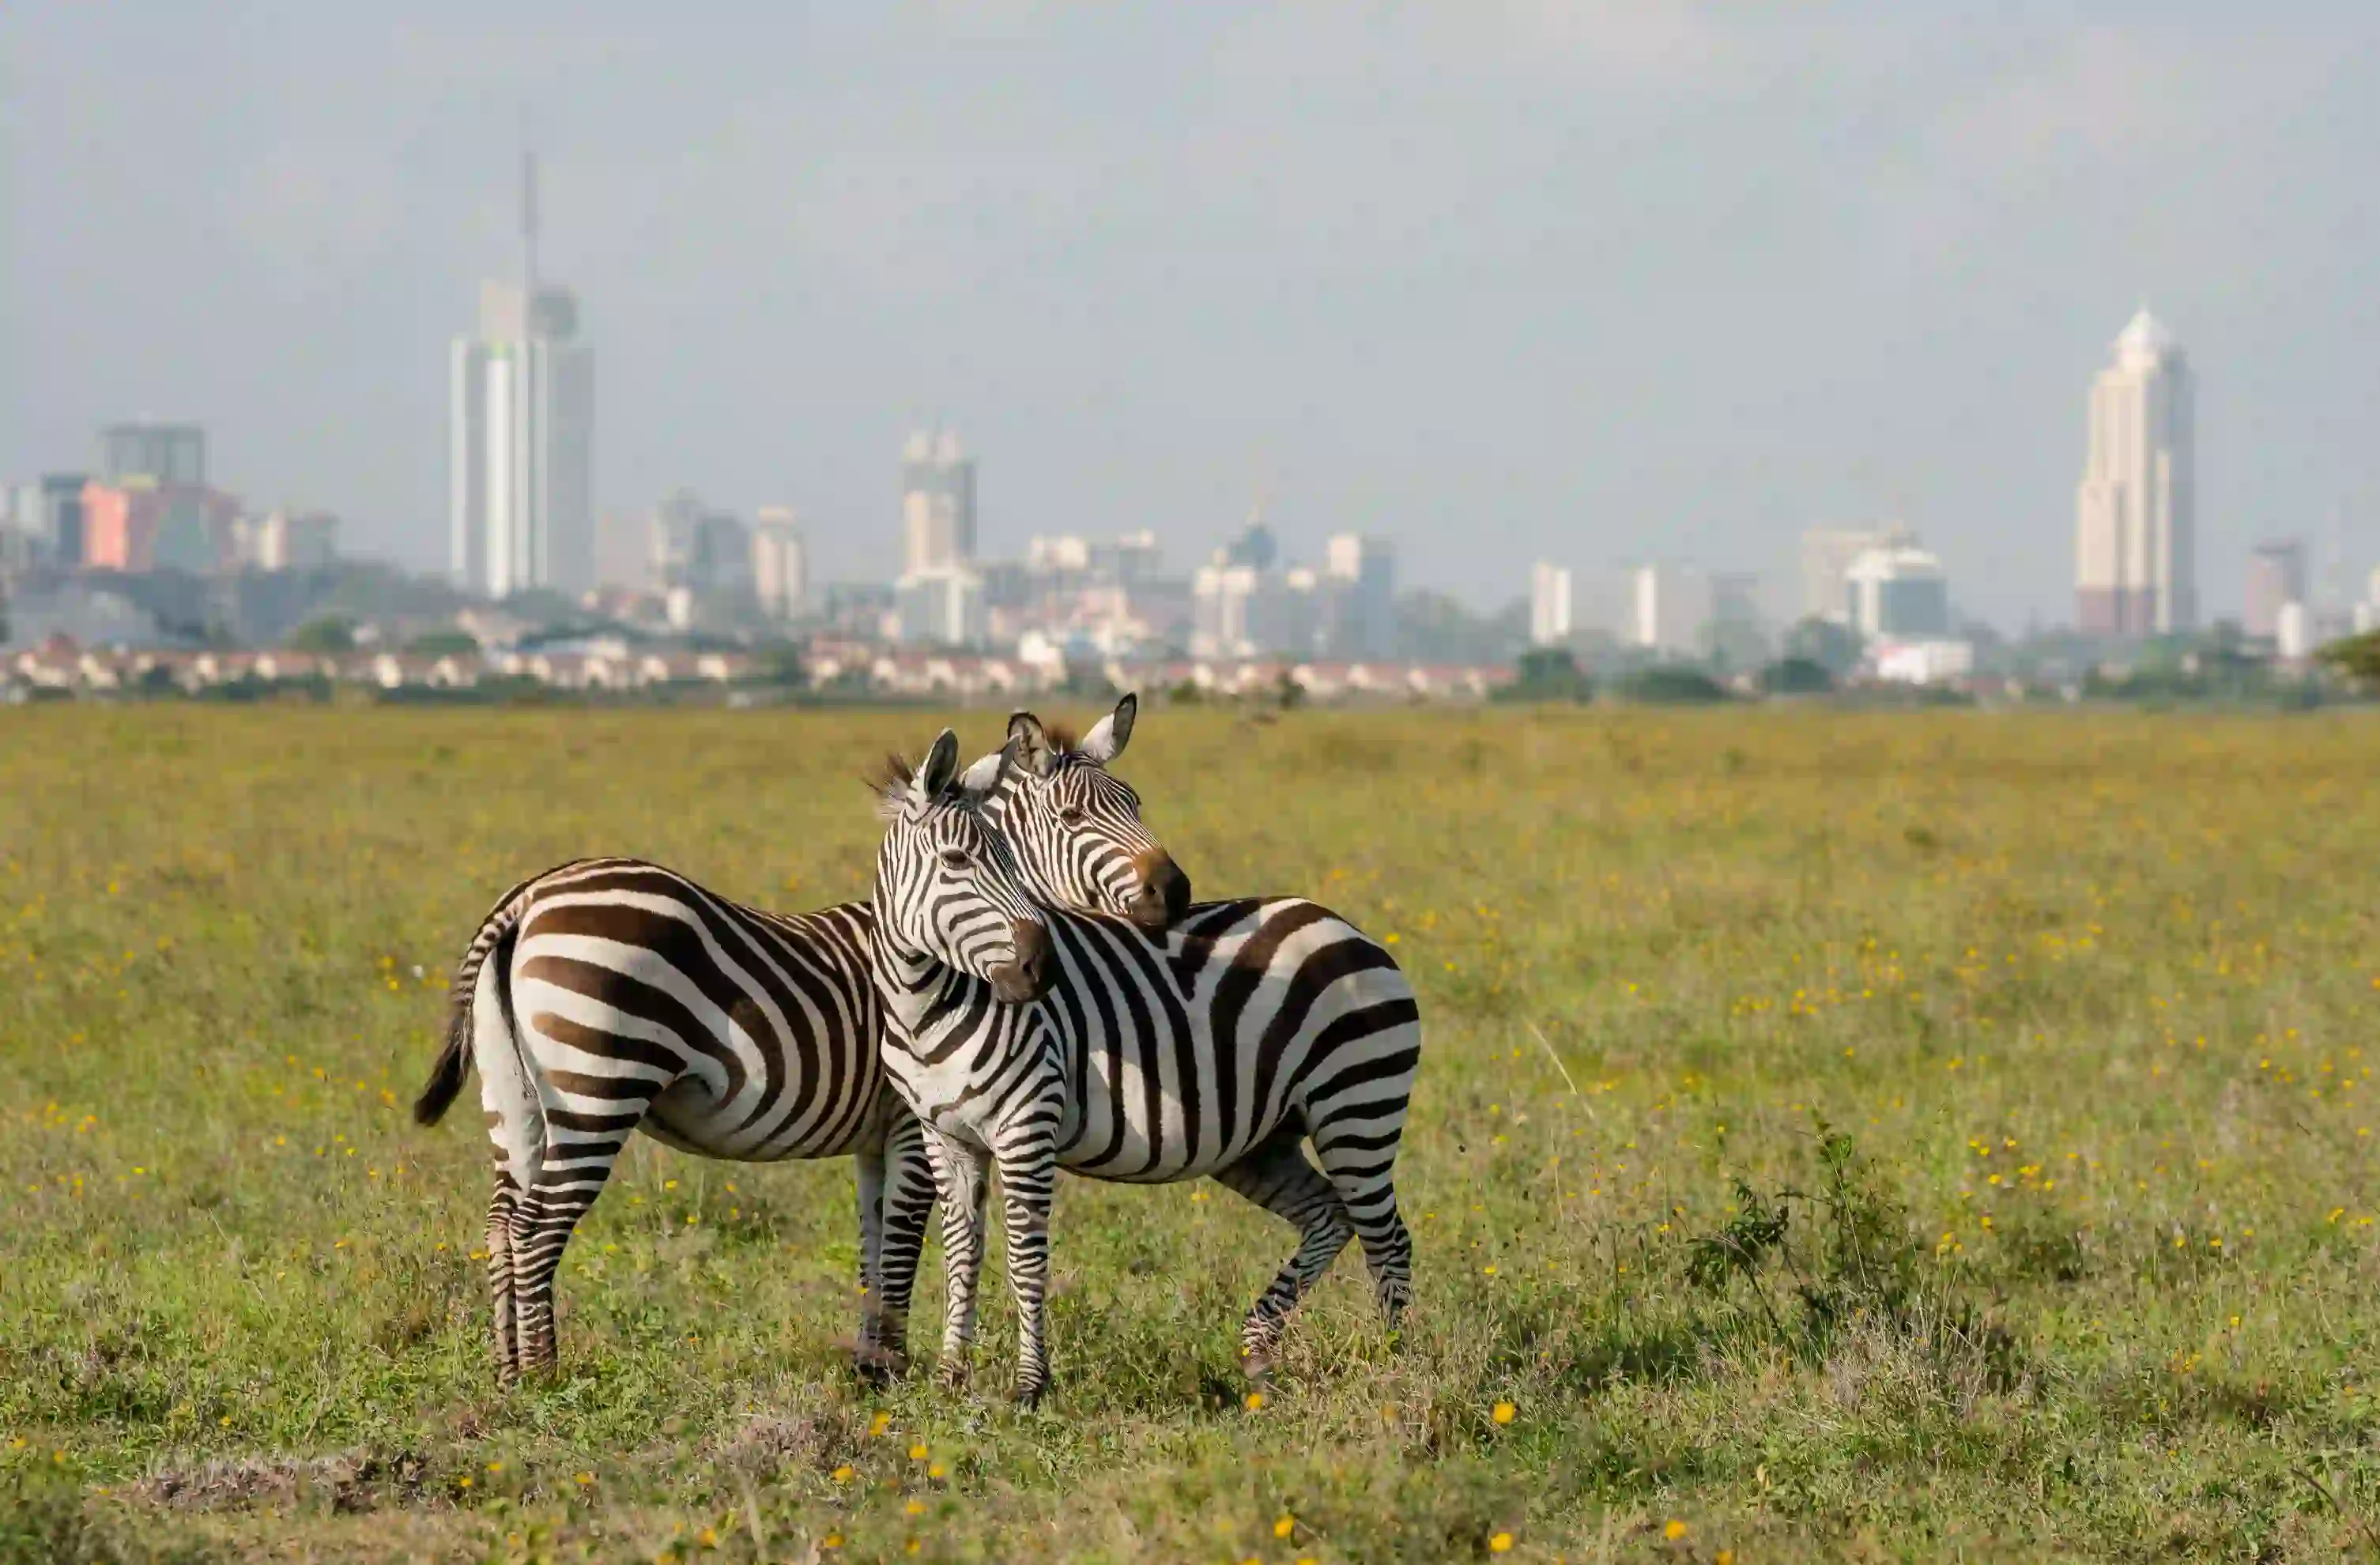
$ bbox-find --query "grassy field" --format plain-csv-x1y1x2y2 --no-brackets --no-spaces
6,703,2380,1563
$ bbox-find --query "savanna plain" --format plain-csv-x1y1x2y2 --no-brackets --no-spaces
5,704,2379,1564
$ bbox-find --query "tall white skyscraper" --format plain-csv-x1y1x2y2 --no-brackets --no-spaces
1529,563,1573,646
2075,307,2194,637
752,506,808,622
450,153,594,601
1322,533,1396,659
900,429,975,576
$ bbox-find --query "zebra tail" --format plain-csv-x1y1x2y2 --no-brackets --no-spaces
413,879,534,1126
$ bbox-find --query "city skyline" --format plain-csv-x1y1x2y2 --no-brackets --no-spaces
9,6,2379,624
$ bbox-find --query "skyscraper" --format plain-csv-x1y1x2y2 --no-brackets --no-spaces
1529,564,1573,646
2075,307,2195,637
1631,564,1711,656
752,507,807,623
2243,540,2306,641
900,429,975,576
1322,533,1396,660
450,153,594,600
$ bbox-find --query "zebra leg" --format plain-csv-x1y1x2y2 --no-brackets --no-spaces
925,1128,990,1393
483,1183,522,1384
990,1127,1059,1408
510,1100,647,1378
852,1129,892,1382
874,1109,937,1380
473,968,544,1388
1311,1120,1414,1333
1210,1126,1356,1380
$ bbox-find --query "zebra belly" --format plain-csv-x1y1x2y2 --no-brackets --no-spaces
640,1075,878,1161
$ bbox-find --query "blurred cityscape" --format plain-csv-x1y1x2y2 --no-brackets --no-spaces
6,167,2373,707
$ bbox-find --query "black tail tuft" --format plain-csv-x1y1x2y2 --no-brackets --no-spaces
415,878,536,1127
413,1024,471,1126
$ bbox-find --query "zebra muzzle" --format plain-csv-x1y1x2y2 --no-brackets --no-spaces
1130,850,1191,933
991,917,1053,1003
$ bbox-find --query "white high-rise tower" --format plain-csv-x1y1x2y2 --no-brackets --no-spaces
450,153,594,600
899,428,976,577
2074,307,2194,637
1529,563,1573,646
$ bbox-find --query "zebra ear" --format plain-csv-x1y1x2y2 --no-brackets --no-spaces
914,730,962,802
1008,711,1058,779
956,741,1014,803
1079,692,1137,765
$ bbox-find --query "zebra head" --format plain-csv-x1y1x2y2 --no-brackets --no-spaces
1001,692,1192,934
873,730,1054,1005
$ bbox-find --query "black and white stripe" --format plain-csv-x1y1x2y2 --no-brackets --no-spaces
413,726,1095,1386
866,733,1062,1395
412,856,935,1383
873,733,1422,1405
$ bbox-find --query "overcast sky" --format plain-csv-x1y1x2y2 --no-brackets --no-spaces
6,2,2377,627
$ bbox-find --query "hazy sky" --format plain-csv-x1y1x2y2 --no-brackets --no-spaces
6,2,2377,627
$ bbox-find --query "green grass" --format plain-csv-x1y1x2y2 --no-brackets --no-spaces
6,704,2380,1562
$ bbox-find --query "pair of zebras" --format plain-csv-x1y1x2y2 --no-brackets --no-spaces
413,696,1421,1405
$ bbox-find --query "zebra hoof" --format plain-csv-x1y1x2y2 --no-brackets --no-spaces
1239,1350,1277,1386
1013,1383,1047,1411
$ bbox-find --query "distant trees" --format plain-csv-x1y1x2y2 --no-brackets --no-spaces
747,640,811,689
285,617,356,654
1757,656,1835,696
404,629,481,657
1782,617,1863,677
2319,629,2380,688
1617,666,1729,705
1492,647,1594,703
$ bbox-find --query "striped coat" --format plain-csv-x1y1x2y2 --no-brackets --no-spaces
873,744,1421,1404
413,857,934,1382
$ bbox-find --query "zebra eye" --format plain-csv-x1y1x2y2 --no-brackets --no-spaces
1058,806,1087,826
938,848,970,871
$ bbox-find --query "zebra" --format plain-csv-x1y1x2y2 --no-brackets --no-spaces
869,736,1423,1406
409,722,1170,1386
988,693,1190,934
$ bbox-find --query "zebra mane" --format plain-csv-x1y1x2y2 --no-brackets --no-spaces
869,750,1000,820
870,752,917,820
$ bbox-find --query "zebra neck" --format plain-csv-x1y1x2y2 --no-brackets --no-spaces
865,907,970,1050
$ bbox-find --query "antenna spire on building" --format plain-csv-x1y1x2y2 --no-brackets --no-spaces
521,147,540,296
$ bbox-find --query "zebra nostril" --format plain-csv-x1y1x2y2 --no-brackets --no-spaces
1129,851,1190,932
1008,918,1052,992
